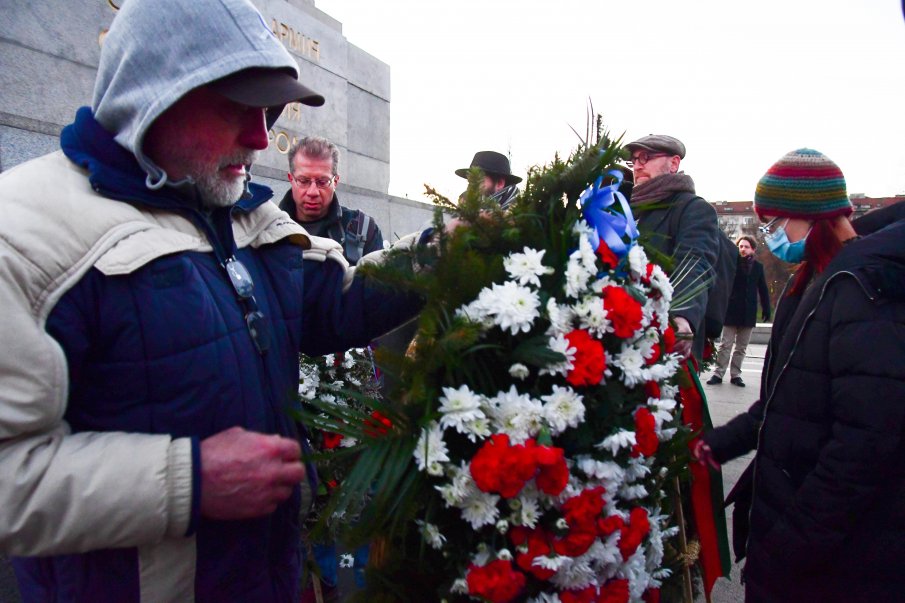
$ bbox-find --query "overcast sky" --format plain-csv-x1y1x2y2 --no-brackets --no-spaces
315,0,905,203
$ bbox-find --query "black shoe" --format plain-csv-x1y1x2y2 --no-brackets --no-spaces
730,377,745,387
706,375,722,385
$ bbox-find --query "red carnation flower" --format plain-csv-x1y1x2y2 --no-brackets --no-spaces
565,329,606,387
597,514,625,536
561,586,598,603
552,525,597,557
644,381,661,400
466,559,525,603
602,286,643,339
663,325,676,353
364,411,392,437
617,508,651,560
470,434,537,498
598,578,630,603
534,445,569,496
631,407,659,457
645,342,662,366
596,241,619,269
515,528,556,580
642,587,661,603
321,430,344,450
562,486,606,527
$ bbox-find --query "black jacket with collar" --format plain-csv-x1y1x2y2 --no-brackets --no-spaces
723,257,770,327
706,205,905,601
279,190,384,265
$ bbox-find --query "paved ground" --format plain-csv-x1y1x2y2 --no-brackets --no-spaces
697,343,766,603
0,346,766,603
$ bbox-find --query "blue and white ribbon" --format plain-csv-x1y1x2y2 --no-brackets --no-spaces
578,169,638,258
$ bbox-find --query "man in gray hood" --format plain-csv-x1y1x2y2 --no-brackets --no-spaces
0,0,422,601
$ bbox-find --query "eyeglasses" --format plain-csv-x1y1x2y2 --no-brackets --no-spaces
627,152,670,167
224,257,271,355
758,216,787,237
291,174,335,190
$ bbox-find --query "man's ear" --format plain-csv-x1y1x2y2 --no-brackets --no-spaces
287,172,293,182
334,174,341,188
669,156,681,174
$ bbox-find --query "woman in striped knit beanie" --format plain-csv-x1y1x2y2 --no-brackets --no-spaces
695,146,905,601
754,148,856,293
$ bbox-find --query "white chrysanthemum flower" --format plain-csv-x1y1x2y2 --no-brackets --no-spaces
539,333,576,377
339,553,354,568
624,457,653,482
342,352,356,369
450,578,469,594
564,235,599,298
504,247,554,287
587,533,622,575
436,462,476,507
645,509,669,571
597,429,637,455
323,353,335,367
518,496,541,528
549,555,596,591
612,344,647,388
648,264,673,302
509,363,530,380
487,385,544,443
462,415,493,442
474,281,542,335
555,517,569,530
619,484,649,499
460,491,501,530
534,555,570,572
496,519,510,534
576,457,626,483
541,385,585,435
627,244,648,278
455,298,495,329
320,393,337,405
417,521,447,550
413,422,450,476
438,385,486,434
545,298,574,336
648,355,680,383
574,296,610,337
497,548,513,561
339,436,358,448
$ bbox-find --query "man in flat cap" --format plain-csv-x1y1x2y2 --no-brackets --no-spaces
0,0,422,600
626,134,721,361
456,150,522,210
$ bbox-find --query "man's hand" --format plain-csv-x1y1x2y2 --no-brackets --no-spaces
200,427,305,520
672,316,694,359
691,439,721,471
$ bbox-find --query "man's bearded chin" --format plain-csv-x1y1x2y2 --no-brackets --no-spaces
195,151,261,209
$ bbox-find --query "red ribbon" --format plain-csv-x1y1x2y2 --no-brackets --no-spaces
679,360,730,596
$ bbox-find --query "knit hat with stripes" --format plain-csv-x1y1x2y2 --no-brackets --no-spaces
754,148,852,220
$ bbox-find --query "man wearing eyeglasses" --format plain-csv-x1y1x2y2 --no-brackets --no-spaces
0,1,423,601
626,134,721,361
280,136,384,265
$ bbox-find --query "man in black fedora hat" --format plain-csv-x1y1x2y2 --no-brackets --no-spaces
456,150,522,210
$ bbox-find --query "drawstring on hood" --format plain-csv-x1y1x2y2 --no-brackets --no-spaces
91,0,301,191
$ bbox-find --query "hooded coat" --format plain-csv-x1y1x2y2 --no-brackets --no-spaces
703,205,905,601
0,0,420,601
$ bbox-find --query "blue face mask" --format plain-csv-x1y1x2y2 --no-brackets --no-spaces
765,224,808,263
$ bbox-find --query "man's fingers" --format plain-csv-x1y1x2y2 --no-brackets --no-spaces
272,436,301,461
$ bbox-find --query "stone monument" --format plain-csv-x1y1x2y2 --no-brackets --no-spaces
0,0,433,239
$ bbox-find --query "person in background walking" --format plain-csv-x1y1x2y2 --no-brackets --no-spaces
707,235,770,387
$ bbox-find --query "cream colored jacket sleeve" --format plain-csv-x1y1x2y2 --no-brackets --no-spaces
0,153,196,555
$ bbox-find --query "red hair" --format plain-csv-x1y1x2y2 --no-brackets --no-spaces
788,219,844,296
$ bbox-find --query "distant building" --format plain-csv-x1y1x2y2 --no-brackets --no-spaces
711,195,905,239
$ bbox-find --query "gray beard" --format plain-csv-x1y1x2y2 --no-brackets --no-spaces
195,172,247,208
